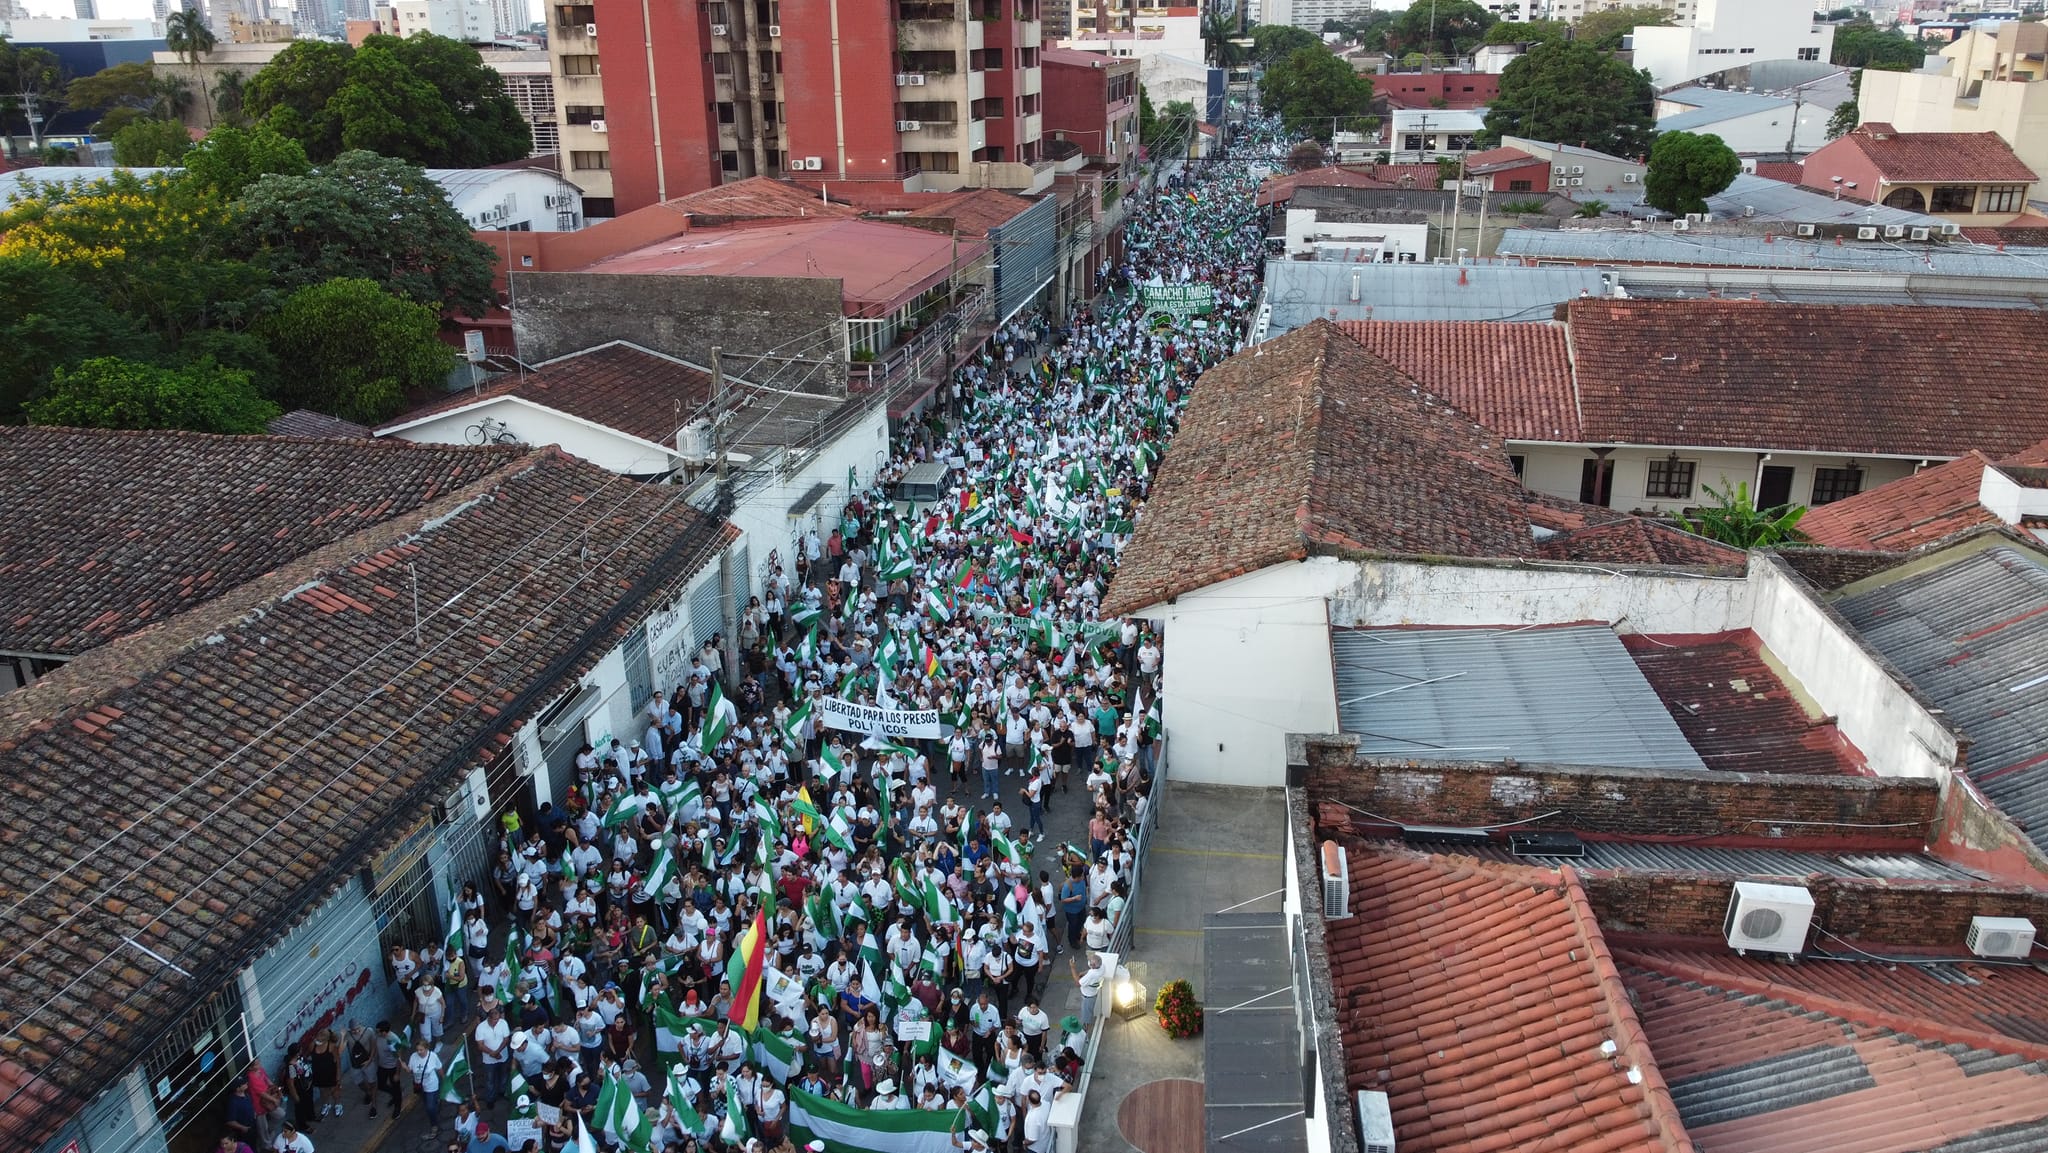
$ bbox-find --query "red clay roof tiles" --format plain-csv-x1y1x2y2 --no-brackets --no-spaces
1797,438,2048,551
1325,844,1694,1153
1820,125,2039,185
1564,299,2048,458
379,341,713,448
0,428,525,658
0,449,733,1140
1103,320,1741,615
1337,320,1580,442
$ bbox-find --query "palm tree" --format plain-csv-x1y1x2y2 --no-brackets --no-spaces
165,7,217,67
1675,482,1808,548
211,70,248,126
1573,200,1608,218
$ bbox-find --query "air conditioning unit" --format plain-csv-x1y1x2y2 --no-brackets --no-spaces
1355,1091,1395,1153
1570,177,1584,186
676,416,713,462
1622,172,1638,183
1671,219,1690,231
1685,212,1705,222
1857,226,1878,240
1743,205,1756,217
1966,916,2037,959
1629,219,1645,231
591,119,608,133
1320,840,1351,919
1796,222,1817,237
1553,176,1569,187
1553,165,1568,175
585,21,596,34
466,766,492,820
905,73,926,85
1909,227,1930,241
1884,224,1905,238
768,22,781,34
1940,222,1962,236
803,156,822,170
710,21,727,33
1724,881,1814,956
897,119,923,131
1570,165,1585,175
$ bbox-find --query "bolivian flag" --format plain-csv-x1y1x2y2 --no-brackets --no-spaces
725,908,768,1033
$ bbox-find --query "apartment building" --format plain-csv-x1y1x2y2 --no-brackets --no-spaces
564,0,1049,217
1858,22,2048,194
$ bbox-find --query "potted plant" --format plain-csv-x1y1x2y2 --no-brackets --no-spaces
1154,979,1203,1039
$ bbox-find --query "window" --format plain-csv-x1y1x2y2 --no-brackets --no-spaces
560,53,600,75
1509,179,1532,192
712,52,732,74
564,104,605,125
1798,46,1820,60
1645,457,1697,500
1810,467,1863,505
1930,185,1978,213
571,150,611,170
721,150,740,172
1981,186,2024,214
1509,454,1526,478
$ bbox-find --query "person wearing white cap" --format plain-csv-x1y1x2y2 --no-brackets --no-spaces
807,1142,827,1152
871,1078,908,1110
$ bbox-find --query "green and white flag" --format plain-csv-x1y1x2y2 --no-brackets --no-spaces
819,743,849,781
441,1043,471,1103
660,775,702,816
820,806,855,854
722,1077,751,1144
787,1085,964,1153
751,1027,803,1083
602,790,653,829
781,700,812,751
790,603,822,629
667,1066,706,1135
991,828,1026,870
640,841,677,898
700,681,733,753
597,1069,652,1152
798,623,820,663
445,904,465,957
510,1071,537,1118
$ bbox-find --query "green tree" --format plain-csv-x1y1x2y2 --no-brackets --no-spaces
164,8,218,66
1261,44,1375,142
1250,24,1322,64
0,256,151,422
1482,18,1567,46
26,356,277,434
258,278,455,423
1831,19,1927,69
0,37,66,150
1387,0,1495,57
233,151,496,313
1203,11,1245,67
1576,5,1673,50
245,35,529,166
1675,482,1807,548
211,69,250,127
183,122,312,199
66,60,154,118
1482,40,1655,158
112,118,193,166
1644,130,1740,216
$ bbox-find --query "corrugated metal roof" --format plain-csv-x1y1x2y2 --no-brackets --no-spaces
1447,842,1984,881
1599,174,1947,228
1499,227,2048,278
1838,546,2048,854
1657,88,1795,133
1333,624,1707,769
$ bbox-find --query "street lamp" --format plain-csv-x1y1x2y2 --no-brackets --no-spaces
1112,964,1149,1021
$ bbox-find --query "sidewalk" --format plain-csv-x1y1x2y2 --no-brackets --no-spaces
1076,781,1289,1153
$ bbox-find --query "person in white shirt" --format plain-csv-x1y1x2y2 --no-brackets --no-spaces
272,1123,315,1153
406,1040,443,1126
474,1006,512,1106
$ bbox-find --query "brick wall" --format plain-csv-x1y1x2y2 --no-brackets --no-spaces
1932,773,2048,885
1583,872,2048,950
1296,735,1939,849
509,272,848,395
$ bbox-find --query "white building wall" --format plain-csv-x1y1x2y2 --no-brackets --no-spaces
1285,209,1430,260
1630,0,1836,89
1328,557,1750,633
385,398,680,476
1145,560,1353,787
1512,443,1923,515
1656,103,1834,154
1745,555,1959,781
438,169,584,232
718,405,891,604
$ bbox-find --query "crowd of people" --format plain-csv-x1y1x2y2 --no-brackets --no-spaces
220,118,1287,1153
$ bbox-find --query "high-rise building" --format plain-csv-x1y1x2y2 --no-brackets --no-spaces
570,0,1049,216
74,0,98,19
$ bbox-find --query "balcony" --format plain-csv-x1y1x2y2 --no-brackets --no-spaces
1018,67,1040,96
981,158,1053,194
900,19,965,51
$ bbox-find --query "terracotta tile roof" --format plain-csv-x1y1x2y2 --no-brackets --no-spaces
0,428,525,659
266,409,374,439
1103,320,1741,616
1564,299,2048,458
1537,519,1746,567
1325,844,1694,1153
1826,125,2038,185
656,175,859,221
1463,146,1543,174
1337,320,1579,441
1753,161,1805,184
1799,439,2048,550
379,342,712,448
1620,631,1866,774
1618,948,2048,1056
1256,165,1404,206
832,187,1037,237
1620,958,2048,1153
0,449,733,1142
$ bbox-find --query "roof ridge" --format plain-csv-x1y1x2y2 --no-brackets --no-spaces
1612,949,2048,1064
1561,867,1699,1153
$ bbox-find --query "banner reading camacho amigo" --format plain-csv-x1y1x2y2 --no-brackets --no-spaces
1141,283,1215,317
819,697,946,740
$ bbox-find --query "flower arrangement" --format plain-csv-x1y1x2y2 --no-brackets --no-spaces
1155,978,1203,1039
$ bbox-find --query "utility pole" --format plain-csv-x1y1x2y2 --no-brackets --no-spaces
1784,84,1804,157
710,345,736,692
